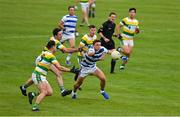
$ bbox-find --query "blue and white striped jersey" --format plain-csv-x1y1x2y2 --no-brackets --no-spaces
61,15,78,35
81,46,108,68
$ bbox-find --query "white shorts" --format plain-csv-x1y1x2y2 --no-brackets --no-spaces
80,2,89,12
32,73,48,85
91,3,96,8
121,40,134,47
79,65,97,78
61,33,75,43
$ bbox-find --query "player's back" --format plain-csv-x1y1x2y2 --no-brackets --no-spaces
34,51,57,76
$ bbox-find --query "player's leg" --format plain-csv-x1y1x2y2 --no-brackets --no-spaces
30,73,49,111
72,77,85,99
91,2,96,18
50,65,72,96
31,81,48,111
109,40,116,73
72,66,87,99
20,77,33,96
92,67,109,99
66,37,75,65
88,4,92,18
80,3,90,26
119,40,134,69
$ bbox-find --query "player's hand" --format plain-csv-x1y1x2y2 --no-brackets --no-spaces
117,34,122,39
78,47,83,52
104,38,110,42
70,66,80,74
135,28,140,34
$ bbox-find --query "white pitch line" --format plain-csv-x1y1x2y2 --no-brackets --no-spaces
1,35,49,39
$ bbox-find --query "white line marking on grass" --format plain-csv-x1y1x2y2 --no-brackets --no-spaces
2,35,49,39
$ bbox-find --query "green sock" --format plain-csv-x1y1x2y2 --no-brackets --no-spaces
32,92,39,96
59,86,65,92
33,103,39,108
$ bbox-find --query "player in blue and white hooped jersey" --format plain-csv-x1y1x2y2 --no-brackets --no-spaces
59,6,78,65
72,40,114,100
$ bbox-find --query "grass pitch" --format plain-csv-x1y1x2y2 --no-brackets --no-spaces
0,0,180,116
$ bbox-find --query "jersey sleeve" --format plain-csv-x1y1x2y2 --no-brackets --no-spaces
120,18,127,26
98,22,106,33
61,16,66,23
102,47,108,54
56,41,65,50
48,54,58,64
79,35,87,46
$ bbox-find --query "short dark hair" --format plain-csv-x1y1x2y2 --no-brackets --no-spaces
93,40,101,45
46,40,56,49
129,8,136,13
88,25,96,29
109,12,116,17
68,6,75,10
52,28,62,36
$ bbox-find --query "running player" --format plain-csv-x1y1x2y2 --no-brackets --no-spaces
59,6,78,65
28,41,79,111
77,25,97,63
116,8,140,70
72,40,114,100
76,0,94,26
20,28,81,97
98,12,117,73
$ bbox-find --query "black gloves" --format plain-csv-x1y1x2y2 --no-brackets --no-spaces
70,66,80,74
78,47,83,52
114,34,122,39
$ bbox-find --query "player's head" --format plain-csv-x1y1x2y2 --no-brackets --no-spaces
93,40,101,51
46,40,56,53
68,6,75,16
88,25,96,37
109,12,116,22
129,8,136,18
53,28,62,40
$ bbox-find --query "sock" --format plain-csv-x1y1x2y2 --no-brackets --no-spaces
66,53,72,61
110,59,116,73
92,8,95,17
33,103,39,108
22,84,28,90
89,9,91,17
72,90,77,95
121,56,128,61
32,92,39,96
100,90,105,94
60,85,65,92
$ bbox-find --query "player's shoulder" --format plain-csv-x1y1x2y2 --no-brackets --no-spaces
134,18,139,24
93,34,97,39
82,34,88,40
44,51,55,58
50,36,55,41
122,17,129,21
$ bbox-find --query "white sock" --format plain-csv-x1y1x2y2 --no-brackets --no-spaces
100,90,105,94
66,53,72,61
72,91,77,95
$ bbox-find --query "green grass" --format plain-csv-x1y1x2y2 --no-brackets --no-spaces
0,0,180,116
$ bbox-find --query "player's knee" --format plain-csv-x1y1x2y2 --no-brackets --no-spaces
124,49,131,55
46,91,53,96
41,90,48,96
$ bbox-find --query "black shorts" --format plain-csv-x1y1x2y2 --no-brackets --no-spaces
100,38,115,50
